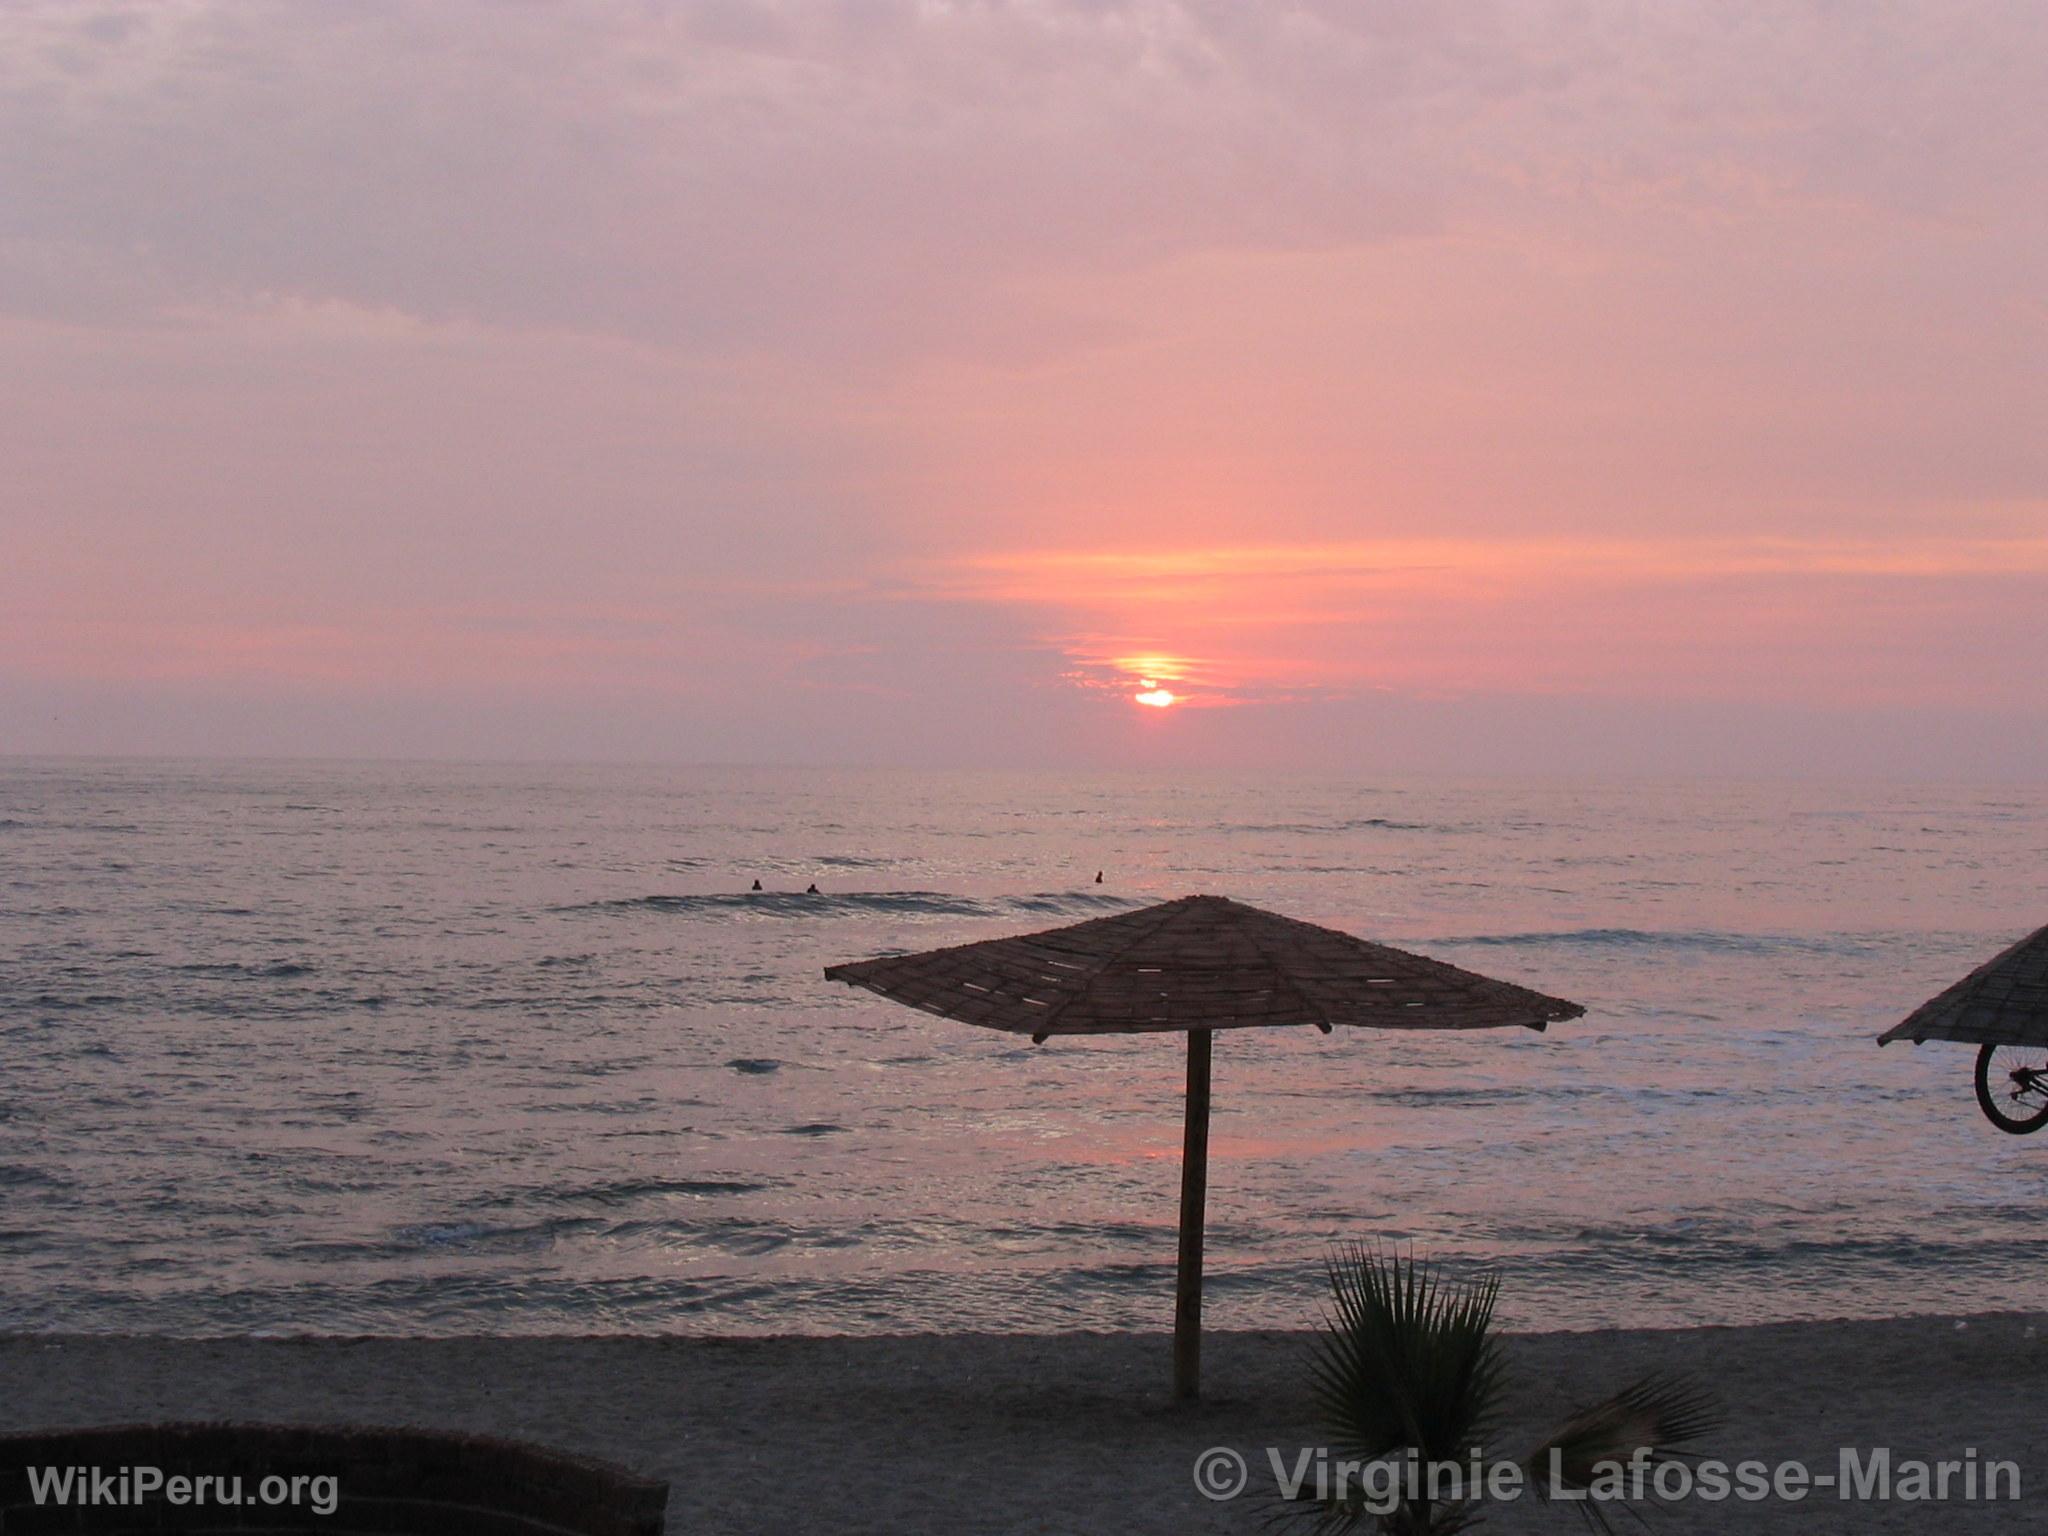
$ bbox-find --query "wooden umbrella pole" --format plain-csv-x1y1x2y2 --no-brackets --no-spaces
1173,1027,1213,1401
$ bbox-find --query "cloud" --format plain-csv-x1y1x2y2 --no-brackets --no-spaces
903,532,2048,708
5,2,2039,363
4,2,2045,772
945,533,2048,593
0,1,1433,353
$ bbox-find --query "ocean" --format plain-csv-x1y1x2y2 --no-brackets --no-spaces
3,758,2044,1337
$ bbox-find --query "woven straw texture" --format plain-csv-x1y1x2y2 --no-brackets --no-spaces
824,894,1585,1037
1879,921,2048,1046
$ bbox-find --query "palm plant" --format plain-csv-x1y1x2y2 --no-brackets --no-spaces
1289,1245,1720,1534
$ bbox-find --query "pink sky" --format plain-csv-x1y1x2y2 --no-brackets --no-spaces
3,2,2044,774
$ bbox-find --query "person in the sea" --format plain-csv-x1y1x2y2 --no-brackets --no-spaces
751,879,762,891
1094,870,1103,883
805,882,819,894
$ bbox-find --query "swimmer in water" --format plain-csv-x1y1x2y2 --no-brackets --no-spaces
751,879,762,891
805,882,820,895
1094,870,1103,884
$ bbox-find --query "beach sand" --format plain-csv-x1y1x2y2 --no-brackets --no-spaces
4,1315,2042,1532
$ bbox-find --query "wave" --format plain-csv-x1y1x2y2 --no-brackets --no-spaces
329,1216,614,1256
17,1217,2048,1335
1005,891,1144,914
1431,928,1883,957
558,890,1146,920
1496,1225,2048,1281
463,1177,776,1213
172,960,317,979
567,891,982,917
1226,817,1451,835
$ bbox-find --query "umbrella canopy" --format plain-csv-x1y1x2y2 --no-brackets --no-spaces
1878,921,2048,1046
825,894,1584,1398
824,893,1583,1039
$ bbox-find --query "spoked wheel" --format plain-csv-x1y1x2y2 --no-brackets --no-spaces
1975,1044,2048,1135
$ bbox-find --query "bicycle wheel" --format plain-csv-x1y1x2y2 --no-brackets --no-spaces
1975,1043,2048,1135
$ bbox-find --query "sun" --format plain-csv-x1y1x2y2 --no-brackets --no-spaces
1113,659,1192,709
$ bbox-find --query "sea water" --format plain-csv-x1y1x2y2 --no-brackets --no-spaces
3,758,2045,1335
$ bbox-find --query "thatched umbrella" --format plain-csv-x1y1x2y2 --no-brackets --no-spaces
1879,923,2048,1047
824,893,1584,1399
1878,922,2048,1133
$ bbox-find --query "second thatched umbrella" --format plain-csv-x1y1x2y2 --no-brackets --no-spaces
1878,921,2048,1134
824,893,1584,1399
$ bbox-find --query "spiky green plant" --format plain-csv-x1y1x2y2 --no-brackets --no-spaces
1522,1373,1722,1535
1288,1246,1721,1535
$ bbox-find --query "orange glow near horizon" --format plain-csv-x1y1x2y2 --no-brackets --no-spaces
912,532,2048,715
1120,655,1189,681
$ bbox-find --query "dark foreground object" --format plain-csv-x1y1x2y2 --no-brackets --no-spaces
0,1422,667,1535
4,1325,2042,1533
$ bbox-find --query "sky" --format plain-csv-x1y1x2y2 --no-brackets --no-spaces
3,0,2044,775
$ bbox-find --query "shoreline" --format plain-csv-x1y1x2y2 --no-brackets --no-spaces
8,1301,2042,1342
6,1313,2044,1531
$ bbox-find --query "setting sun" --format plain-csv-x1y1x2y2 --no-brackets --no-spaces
1134,688,1179,708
